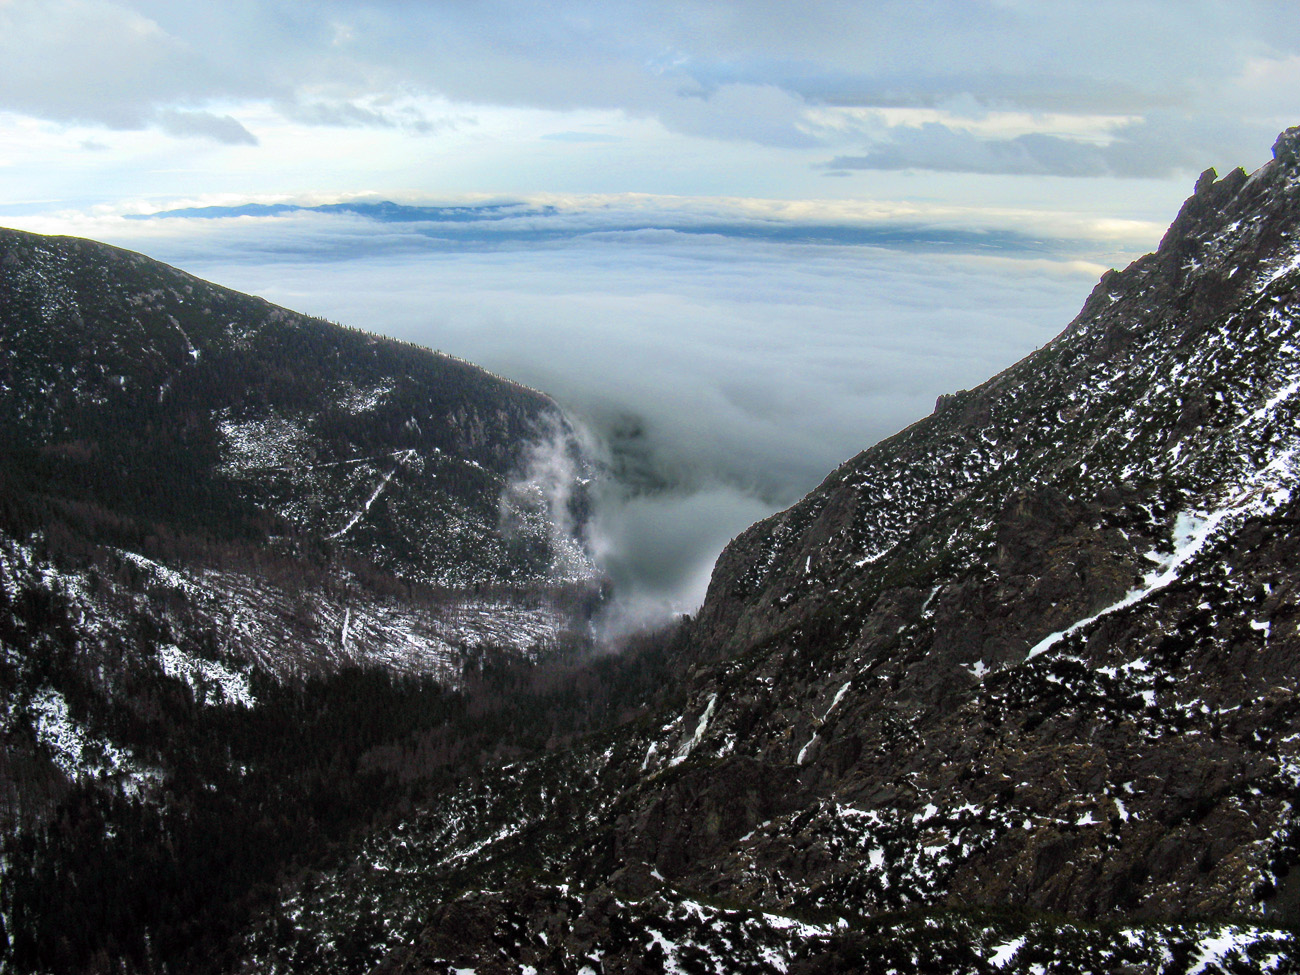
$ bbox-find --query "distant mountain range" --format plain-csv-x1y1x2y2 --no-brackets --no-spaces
129,198,1067,255
5,128,1300,973
130,200,558,224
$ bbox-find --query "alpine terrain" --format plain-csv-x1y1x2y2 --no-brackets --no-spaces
222,129,1300,973
0,226,606,970
6,125,1300,974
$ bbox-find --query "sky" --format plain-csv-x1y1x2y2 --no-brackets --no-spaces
3,0,1300,628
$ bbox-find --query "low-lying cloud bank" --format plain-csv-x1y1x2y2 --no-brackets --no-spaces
126,197,1092,257
11,198,1149,631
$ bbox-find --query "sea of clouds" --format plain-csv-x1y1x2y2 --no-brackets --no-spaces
42,199,1151,633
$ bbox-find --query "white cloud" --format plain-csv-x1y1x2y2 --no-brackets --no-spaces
827,113,1280,179
657,83,823,148
62,203,1121,617
0,0,262,128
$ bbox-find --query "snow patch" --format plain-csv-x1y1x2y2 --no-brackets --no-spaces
327,466,399,539
156,643,253,707
671,693,718,767
1028,467,1296,662
988,936,1026,969
1187,927,1262,975
217,412,312,474
27,688,162,794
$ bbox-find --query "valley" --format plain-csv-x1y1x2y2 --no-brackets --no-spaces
5,129,1300,973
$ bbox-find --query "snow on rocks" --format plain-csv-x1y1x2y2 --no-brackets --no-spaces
1,522,579,738
26,687,162,795
671,693,718,767
156,643,254,708
217,411,313,475
336,382,394,415
798,680,852,764
1029,446,1298,663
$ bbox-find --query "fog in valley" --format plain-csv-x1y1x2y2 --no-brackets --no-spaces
106,204,1122,631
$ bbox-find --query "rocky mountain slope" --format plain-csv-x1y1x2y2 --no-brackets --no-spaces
0,226,598,583
231,130,1300,973
0,225,603,682
0,229,610,970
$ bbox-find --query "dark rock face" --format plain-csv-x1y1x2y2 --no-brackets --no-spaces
1273,125,1300,166
664,138,1300,930
238,128,1300,972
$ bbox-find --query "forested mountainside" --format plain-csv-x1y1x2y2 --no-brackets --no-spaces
0,229,610,971
0,226,599,590
0,226,606,681
229,130,1300,974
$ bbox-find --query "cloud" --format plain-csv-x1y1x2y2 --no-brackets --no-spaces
657,83,822,148
1,0,1296,164
586,484,773,638
280,97,459,133
0,0,265,129
541,131,624,143
87,202,1118,621
155,109,258,145
831,123,1133,178
827,114,1279,179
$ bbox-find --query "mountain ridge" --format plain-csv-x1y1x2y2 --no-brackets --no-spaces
0,222,605,589
0,224,618,970
227,126,1300,974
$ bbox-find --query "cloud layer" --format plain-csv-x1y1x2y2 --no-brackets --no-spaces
76,200,1119,623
